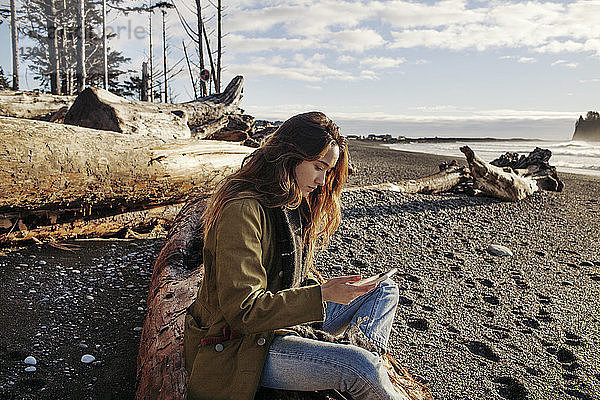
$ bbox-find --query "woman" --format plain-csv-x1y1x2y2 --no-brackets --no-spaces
184,112,405,399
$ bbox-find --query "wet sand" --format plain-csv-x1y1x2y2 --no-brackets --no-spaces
1,139,599,399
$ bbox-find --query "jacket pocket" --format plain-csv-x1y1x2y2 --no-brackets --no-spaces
183,314,209,373
187,337,244,400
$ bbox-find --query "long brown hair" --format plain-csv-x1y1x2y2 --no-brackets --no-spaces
202,111,349,268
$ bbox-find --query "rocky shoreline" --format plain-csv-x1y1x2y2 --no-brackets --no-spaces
1,140,599,399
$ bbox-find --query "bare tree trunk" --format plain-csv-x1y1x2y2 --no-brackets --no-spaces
59,0,68,94
202,23,217,93
195,0,207,97
102,0,108,90
149,5,154,102
162,10,168,103
76,0,86,92
47,0,60,94
141,62,149,101
183,41,197,99
10,0,18,90
216,0,221,93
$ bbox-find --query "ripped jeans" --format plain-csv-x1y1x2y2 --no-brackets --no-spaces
259,278,406,400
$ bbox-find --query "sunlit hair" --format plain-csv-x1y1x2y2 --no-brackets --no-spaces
202,111,349,271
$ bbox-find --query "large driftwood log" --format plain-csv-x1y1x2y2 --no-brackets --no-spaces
346,161,469,194
490,147,564,192
460,146,538,201
0,116,252,236
135,197,206,400
0,90,74,120
63,76,245,140
0,203,183,245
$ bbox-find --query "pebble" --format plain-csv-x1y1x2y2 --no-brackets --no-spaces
25,366,37,372
133,326,143,332
39,260,47,265
81,354,96,364
487,244,513,257
24,356,37,365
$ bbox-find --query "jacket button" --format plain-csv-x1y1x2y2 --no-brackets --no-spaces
278,271,284,277
215,343,224,352
257,337,266,346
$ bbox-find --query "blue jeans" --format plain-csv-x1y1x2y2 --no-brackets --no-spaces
260,278,405,399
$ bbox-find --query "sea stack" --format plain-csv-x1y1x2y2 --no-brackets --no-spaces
572,111,600,141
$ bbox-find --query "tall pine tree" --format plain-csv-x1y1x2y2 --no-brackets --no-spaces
19,0,132,95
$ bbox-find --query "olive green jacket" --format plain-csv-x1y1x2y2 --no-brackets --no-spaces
184,198,326,400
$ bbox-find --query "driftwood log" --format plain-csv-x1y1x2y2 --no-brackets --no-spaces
460,146,538,201
63,76,245,140
0,90,75,120
135,196,206,400
346,161,469,194
0,203,183,245
489,147,564,192
0,116,252,241
135,196,432,400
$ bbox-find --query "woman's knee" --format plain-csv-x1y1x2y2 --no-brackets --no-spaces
378,278,399,302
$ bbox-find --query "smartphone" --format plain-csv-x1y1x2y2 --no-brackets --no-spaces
349,268,398,286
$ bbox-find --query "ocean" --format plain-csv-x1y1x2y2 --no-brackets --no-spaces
385,140,600,177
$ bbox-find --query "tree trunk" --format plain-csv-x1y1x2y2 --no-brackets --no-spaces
216,0,221,93
0,90,74,120
162,10,168,103
141,62,149,101
202,23,217,93
47,0,60,94
0,116,252,234
10,0,18,90
195,0,207,97
76,0,86,92
149,7,154,102
102,0,108,90
63,75,245,139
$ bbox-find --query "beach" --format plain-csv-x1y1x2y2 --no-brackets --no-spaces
1,139,599,399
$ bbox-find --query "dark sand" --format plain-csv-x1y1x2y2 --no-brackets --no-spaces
1,139,599,399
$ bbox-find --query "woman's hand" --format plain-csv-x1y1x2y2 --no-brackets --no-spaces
320,275,377,305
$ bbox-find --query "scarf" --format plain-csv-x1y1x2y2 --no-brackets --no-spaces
272,205,310,289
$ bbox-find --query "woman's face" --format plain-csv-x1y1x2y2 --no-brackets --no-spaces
294,143,340,198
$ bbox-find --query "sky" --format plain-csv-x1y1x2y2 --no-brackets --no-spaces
1,0,600,139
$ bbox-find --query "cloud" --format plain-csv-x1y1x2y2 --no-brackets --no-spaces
359,56,406,69
228,54,365,82
552,59,578,68
327,108,578,123
226,34,317,53
387,0,600,55
325,29,386,52
518,57,536,64
338,55,357,64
